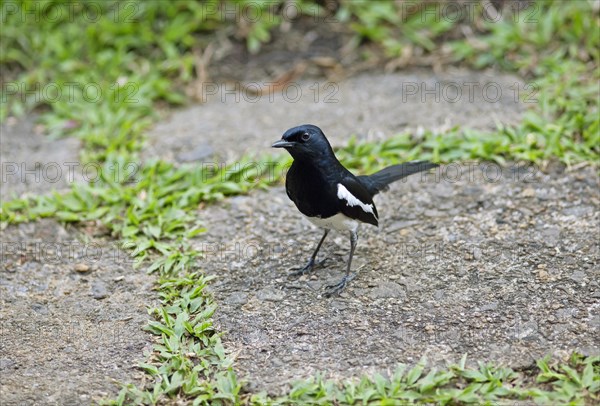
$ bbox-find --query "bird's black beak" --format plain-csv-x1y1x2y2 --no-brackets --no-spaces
272,139,295,148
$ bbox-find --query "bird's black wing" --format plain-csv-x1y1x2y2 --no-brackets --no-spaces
337,176,379,227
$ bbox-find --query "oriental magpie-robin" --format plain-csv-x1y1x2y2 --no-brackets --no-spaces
272,124,438,296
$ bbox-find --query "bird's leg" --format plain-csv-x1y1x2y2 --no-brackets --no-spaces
324,231,358,296
290,229,329,276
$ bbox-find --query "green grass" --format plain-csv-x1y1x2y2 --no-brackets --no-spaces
1,0,599,404
2,1,597,167
259,354,599,405
0,156,285,274
337,0,599,167
111,272,243,405
1,0,319,162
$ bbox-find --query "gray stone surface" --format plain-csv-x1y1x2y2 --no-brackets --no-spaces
195,165,599,394
143,70,525,162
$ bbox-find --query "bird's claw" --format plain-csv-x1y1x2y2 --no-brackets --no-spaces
289,258,327,278
324,273,356,297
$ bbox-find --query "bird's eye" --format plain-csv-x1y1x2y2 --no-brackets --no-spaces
301,132,311,141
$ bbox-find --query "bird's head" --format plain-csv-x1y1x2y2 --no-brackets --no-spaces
272,124,334,160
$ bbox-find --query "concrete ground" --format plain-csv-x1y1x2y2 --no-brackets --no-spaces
1,68,598,403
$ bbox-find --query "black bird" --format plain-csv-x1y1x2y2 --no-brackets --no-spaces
272,124,438,296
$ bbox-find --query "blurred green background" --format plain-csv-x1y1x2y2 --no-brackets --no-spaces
2,0,598,164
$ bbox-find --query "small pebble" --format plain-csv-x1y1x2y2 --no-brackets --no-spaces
521,187,536,197
91,281,109,300
537,270,550,282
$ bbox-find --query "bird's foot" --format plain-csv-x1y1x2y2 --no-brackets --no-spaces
289,258,328,278
324,273,356,297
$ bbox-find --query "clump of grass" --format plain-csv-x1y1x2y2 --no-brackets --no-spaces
2,1,597,166
1,0,313,163
260,353,599,405
339,0,599,167
0,156,287,274
108,272,243,405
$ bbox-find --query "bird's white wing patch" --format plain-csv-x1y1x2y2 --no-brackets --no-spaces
337,183,377,217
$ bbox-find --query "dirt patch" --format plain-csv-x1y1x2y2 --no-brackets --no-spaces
1,20,595,400
0,219,156,405
195,165,599,394
1,114,157,405
142,62,597,394
143,69,525,163
1,116,82,201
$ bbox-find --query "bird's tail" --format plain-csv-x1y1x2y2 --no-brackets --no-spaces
358,161,439,195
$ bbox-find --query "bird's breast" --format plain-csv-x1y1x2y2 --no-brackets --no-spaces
285,162,340,218
304,213,359,233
